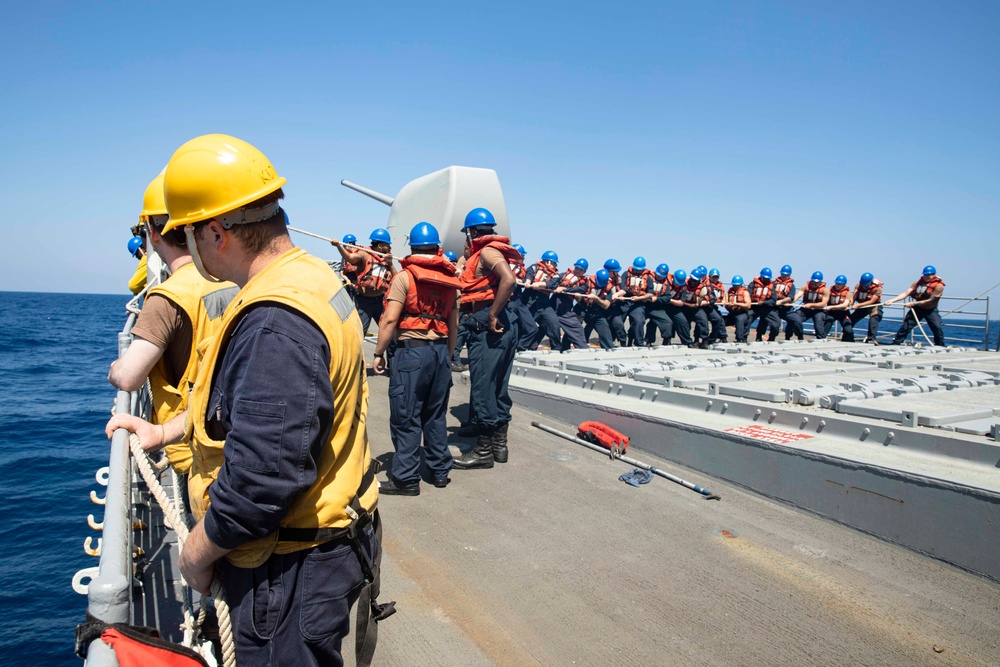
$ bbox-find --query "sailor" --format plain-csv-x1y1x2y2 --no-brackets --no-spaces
332,228,396,335
451,240,473,372
749,267,780,341
127,234,148,295
105,134,385,665
823,275,853,339
452,207,520,470
664,267,695,346
602,258,628,346
774,264,798,340
619,256,651,346
523,250,562,350
724,275,752,342
643,263,675,346
705,268,728,343
886,265,947,346
581,269,616,349
509,243,540,351
373,222,462,495
552,258,591,351
678,267,712,348
109,170,238,485
847,273,884,344
788,271,829,340
445,250,459,264
338,233,360,294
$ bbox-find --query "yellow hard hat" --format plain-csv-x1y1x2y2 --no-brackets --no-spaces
162,134,286,234
139,168,168,223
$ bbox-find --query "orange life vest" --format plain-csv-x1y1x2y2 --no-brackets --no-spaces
588,275,616,300
803,282,827,304
624,268,649,297
459,235,522,305
530,261,558,284
728,285,749,307
558,270,585,289
649,276,671,297
750,277,773,303
853,278,882,304
681,279,705,305
913,276,945,303
355,247,392,293
709,280,725,302
395,252,463,335
774,275,795,299
509,258,527,281
828,284,850,306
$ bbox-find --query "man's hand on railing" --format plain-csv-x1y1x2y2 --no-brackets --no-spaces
105,414,166,453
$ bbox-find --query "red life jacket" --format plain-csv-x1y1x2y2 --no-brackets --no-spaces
395,252,462,335
828,284,850,306
588,275,615,300
624,268,649,297
356,247,393,293
709,280,725,302
803,282,827,304
913,276,945,302
558,270,585,289
750,277,773,303
853,278,882,304
509,258,527,280
774,275,794,299
459,235,522,305
531,261,558,284
649,276,671,297
577,421,629,452
681,279,704,305
728,285,749,306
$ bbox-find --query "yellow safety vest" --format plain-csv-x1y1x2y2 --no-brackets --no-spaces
128,255,147,294
145,263,237,474
186,248,376,568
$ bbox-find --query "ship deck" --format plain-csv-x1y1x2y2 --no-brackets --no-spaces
356,340,1000,667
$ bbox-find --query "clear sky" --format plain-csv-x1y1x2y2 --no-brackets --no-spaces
1,1,997,303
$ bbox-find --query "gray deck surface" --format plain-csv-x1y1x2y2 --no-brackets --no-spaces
348,353,1000,667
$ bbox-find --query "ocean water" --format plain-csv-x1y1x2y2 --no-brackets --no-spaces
0,290,997,666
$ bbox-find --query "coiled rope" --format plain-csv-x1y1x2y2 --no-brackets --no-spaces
127,433,236,667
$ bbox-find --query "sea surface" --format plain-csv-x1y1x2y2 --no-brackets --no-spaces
0,290,997,666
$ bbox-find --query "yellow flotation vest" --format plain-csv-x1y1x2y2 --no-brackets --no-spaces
145,263,237,474
186,248,376,568
128,255,147,294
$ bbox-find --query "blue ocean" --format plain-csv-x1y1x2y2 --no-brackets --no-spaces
0,289,997,666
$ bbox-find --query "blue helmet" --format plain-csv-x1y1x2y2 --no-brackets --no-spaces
811,271,824,282
860,272,874,285
408,221,440,246
370,228,391,245
709,267,720,277
541,250,559,264
673,269,687,284
760,267,773,279
595,269,610,287
513,243,526,257
835,274,848,285
780,264,793,276
691,267,707,280
445,251,458,262
655,263,670,279
604,258,621,273
342,233,357,245
632,256,646,270
574,258,589,271
922,264,937,276
731,275,744,286
463,207,496,229
696,265,707,274
127,236,143,257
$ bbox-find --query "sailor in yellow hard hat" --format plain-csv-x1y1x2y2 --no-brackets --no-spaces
106,134,390,665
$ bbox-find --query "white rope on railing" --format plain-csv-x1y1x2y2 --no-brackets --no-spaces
127,433,236,667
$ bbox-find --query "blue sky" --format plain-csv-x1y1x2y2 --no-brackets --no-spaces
1,1,997,303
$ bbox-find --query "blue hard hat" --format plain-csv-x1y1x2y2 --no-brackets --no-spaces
463,207,496,229
604,258,621,273
731,275,744,286
655,263,670,279
835,274,848,285
370,228,391,244
760,267,773,279
408,222,440,246
513,243,526,256
691,267,706,280
673,269,687,283
127,236,143,257
541,250,559,263
922,264,937,276
780,264,793,276
709,267,720,277
574,258,589,271
445,251,458,262
860,272,874,285
697,265,707,274
632,256,646,270
811,271,824,282
595,269,610,287
342,233,357,245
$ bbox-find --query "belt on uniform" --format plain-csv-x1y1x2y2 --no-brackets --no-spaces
460,301,491,313
399,338,447,348
356,291,384,299
277,459,378,544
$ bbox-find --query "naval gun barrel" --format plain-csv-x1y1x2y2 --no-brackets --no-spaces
341,180,395,207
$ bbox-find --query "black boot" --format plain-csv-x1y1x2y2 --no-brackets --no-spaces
456,422,479,437
491,422,509,463
452,432,495,470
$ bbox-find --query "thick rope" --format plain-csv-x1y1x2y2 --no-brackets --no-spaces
128,433,236,667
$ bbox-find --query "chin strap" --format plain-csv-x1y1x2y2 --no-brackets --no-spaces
184,226,224,283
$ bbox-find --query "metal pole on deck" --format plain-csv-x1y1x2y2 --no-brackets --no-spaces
341,180,395,207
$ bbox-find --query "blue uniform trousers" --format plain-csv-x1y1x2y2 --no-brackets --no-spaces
665,304,693,345
556,299,588,350
389,341,454,486
707,306,727,342
625,301,647,346
355,293,384,336
465,304,519,428
644,305,672,345
511,299,539,351
892,306,945,346
452,311,472,364
824,310,852,340
724,310,750,341
529,303,561,350
783,308,806,340
583,308,615,349
751,304,780,340
607,301,627,345
849,305,883,341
